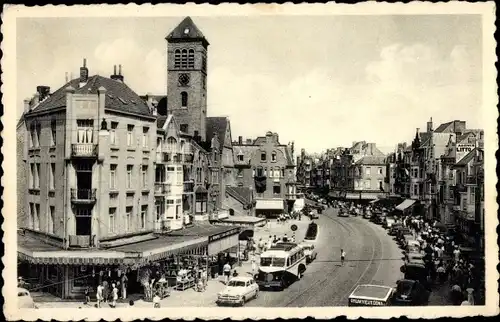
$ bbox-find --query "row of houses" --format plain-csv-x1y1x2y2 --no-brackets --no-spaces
298,119,484,251
16,17,299,299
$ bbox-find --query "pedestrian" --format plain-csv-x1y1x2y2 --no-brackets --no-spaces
340,249,346,266
223,262,231,285
153,292,161,308
200,268,207,291
84,286,91,305
121,273,128,300
466,287,475,305
251,253,257,276
96,282,103,308
111,283,118,308
102,279,109,303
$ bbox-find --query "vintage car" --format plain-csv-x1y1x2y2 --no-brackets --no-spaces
389,223,403,236
18,288,37,309
300,242,318,263
216,276,259,306
383,216,396,229
338,209,350,217
406,240,421,254
348,284,394,307
392,279,430,306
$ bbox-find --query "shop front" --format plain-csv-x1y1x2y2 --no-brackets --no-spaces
255,199,285,218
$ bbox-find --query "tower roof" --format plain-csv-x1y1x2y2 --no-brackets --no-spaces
166,17,209,47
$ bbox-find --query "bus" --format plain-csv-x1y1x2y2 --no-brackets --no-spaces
348,284,394,306
256,242,307,290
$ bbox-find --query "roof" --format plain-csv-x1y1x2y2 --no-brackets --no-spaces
26,75,153,118
18,232,62,252
109,234,206,253
157,115,168,129
434,121,452,133
269,242,298,251
455,148,477,166
230,275,254,282
232,143,294,166
350,284,393,300
221,216,266,224
166,17,209,47
354,156,386,165
206,117,229,150
226,186,253,205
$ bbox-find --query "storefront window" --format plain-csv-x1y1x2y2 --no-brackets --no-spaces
73,266,90,288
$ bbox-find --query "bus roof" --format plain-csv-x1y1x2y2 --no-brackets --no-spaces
349,284,393,301
269,242,298,251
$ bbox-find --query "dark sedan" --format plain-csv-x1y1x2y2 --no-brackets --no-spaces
391,279,430,306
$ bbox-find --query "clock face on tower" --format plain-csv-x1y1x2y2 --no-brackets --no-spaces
178,73,190,86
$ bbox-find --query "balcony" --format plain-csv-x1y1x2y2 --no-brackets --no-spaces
183,181,194,193
164,145,178,154
70,188,97,204
68,235,91,248
466,175,477,185
71,143,97,158
154,183,171,195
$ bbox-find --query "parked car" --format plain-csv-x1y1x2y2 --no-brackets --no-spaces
389,223,403,236
216,276,259,306
301,242,318,263
392,279,430,306
338,209,350,217
363,211,372,219
383,216,396,229
18,288,37,309
373,214,386,224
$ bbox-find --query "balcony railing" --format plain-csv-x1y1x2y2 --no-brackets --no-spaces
70,188,97,204
154,183,171,195
183,181,194,193
71,143,97,158
466,175,477,185
68,235,91,248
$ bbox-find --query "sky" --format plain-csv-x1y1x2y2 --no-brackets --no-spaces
16,15,483,154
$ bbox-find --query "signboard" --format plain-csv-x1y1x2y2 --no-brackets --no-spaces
348,298,385,306
456,144,475,153
290,224,298,232
209,228,240,243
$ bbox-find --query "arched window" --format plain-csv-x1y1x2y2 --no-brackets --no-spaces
271,151,277,162
188,49,195,69
167,137,177,146
181,92,188,107
181,49,188,68
174,49,181,68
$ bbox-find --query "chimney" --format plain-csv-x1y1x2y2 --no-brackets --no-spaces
427,117,433,132
33,92,40,106
23,98,31,113
79,58,89,86
110,64,124,82
36,86,50,101
238,136,243,145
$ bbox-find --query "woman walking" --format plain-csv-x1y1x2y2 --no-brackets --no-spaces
340,249,346,266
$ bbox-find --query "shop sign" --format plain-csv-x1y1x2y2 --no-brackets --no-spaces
348,298,385,306
457,144,475,153
209,228,239,243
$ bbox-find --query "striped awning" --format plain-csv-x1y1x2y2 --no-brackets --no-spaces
17,249,126,266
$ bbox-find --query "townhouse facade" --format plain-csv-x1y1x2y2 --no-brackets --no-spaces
232,132,298,217
296,149,313,189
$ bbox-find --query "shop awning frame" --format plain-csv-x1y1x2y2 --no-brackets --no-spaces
395,199,416,211
255,199,284,210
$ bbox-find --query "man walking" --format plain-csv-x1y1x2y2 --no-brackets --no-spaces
341,249,346,266
223,262,232,285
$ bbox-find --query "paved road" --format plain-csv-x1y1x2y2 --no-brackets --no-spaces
247,207,404,307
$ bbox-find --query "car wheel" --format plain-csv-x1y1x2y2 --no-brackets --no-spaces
241,297,246,306
254,290,259,299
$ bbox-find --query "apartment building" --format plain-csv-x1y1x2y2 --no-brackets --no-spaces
232,132,298,217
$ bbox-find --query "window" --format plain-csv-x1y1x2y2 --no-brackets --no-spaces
35,163,40,188
378,167,383,175
34,204,40,230
127,125,135,146
110,164,117,189
29,124,35,148
126,165,133,189
110,122,118,145
379,181,383,190
237,154,244,162
125,207,132,232
142,165,148,188
273,185,281,194
271,152,277,162
48,206,55,234
109,208,116,233
176,205,181,217
76,119,94,143
365,180,371,189
50,163,55,190
141,205,147,229
28,203,34,229
180,124,188,133
365,167,371,176
261,152,266,161
181,92,188,108
281,168,285,177
188,49,195,68
142,127,149,148
174,49,181,68
29,164,35,188
237,169,243,178
35,123,41,147
50,120,57,146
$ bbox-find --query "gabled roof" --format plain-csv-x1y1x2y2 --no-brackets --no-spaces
26,75,153,118
226,187,253,205
206,117,229,152
354,155,386,165
455,148,477,166
157,115,168,129
434,121,452,133
166,17,209,47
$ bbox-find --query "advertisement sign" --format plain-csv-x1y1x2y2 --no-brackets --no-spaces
348,298,385,306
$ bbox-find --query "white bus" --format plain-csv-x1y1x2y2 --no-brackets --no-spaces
256,242,307,290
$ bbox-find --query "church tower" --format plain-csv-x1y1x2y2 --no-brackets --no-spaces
166,17,209,142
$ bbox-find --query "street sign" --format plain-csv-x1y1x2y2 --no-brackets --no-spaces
291,224,298,232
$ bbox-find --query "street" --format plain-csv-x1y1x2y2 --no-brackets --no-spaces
248,207,404,307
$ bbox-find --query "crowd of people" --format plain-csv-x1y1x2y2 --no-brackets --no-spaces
398,214,484,306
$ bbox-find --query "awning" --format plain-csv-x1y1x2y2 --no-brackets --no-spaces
255,199,284,210
396,199,416,211
370,199,379,204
